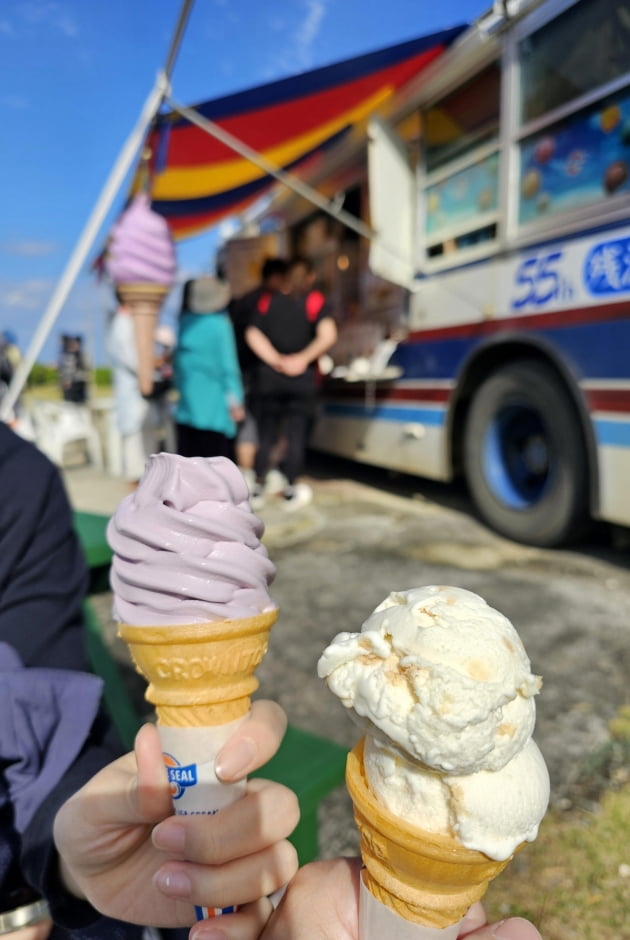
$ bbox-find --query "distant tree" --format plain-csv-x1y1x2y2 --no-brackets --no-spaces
93,367,112,387
28,363,57,386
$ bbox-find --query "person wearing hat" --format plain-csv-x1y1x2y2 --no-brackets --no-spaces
173,276,245,459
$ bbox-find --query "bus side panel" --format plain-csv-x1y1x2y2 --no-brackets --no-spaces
311,395,451,480
591,413,630,527
315,225,630,527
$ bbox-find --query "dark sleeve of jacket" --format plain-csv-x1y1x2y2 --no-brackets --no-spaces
229,289,261,375
22,719,187,940
21,711,138,936
0,425,89,670
0,428,142,935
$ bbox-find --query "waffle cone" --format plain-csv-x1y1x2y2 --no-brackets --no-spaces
117,283,169,396
346,740,515,929
119,610,278,727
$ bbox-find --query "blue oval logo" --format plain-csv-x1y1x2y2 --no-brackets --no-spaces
584,237,630,294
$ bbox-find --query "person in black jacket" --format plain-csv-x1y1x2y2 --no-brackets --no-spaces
228,258,288,484
245,258,337,511
0,423,89,670
58,336,88,404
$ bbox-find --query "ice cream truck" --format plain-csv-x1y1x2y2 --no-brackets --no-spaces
226,0,630,547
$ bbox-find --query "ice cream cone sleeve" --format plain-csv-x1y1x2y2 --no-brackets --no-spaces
346,739,517,929
118,609,278,727
116,282,169,397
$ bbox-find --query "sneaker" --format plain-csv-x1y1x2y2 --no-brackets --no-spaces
282,482,313,512
240,467,256,492
250,483,265,512
265,468,289,496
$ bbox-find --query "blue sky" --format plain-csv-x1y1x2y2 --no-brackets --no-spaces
0,0,483,365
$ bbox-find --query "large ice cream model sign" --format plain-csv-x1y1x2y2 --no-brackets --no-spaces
318,586,550,940
104,194,177,396
107,455,278,919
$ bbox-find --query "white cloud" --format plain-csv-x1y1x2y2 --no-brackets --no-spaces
17,1,79,38
0,94,29,109
295,0,327,59
0,278,53,311
57,14,78,38
218,218,240,242
2,240,57,257
263,0,329,77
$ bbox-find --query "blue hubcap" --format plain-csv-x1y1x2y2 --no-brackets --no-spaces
482,404,552,510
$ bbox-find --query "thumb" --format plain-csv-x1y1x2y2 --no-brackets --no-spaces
464,918,542,940
132,723,173,822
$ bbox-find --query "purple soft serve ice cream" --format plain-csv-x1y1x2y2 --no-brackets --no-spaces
105,193,177,287
107,454,276,625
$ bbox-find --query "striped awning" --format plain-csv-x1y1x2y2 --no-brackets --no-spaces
145,26,465,240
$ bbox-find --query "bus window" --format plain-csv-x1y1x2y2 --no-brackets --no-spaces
425,153,499,255
517,0,630,228
421,65,501,260
518,89,630,224
519,0,630,124
424,64,501,172
427,223,497,258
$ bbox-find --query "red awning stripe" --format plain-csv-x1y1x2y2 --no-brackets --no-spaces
152,43,454,169
143,26,466,238
157,128,348,238
159,28,465,127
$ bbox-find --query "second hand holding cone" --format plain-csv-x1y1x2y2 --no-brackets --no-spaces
108,455,278,919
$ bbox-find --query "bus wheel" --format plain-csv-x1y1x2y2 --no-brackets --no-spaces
463,360,589,547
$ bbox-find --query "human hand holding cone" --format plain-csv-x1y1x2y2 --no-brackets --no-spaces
318,586,550,939
119,610,277,916
108,455,278,918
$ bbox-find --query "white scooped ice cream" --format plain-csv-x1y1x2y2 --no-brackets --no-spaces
317,585,549,861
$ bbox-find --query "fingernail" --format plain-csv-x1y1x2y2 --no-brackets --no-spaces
152,822,186,853
154,869,192,897
191,927,226,940
493,917,542,940
215,735,257,780
458,907,484,935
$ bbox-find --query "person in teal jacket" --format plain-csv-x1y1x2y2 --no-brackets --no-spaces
174,276,245,458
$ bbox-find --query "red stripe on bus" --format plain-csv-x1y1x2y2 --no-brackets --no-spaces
406,300,630,344
584,388,630,413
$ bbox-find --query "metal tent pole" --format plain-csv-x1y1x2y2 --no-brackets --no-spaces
1,0,195,422
167,97,377,243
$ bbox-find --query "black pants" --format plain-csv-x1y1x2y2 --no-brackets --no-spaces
254,391,316,486
176,423,235,460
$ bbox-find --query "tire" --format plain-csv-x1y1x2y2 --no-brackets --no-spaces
463,360,589,547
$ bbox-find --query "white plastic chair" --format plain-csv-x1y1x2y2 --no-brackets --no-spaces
31,401,103,469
